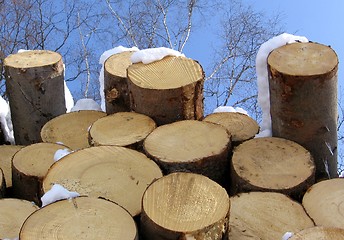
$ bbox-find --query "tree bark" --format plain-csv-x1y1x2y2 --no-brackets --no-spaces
42,145,162,217
0,198,39,239
127,56,204,125
19,197,138,240
228,192,314,240
40,110,106,150
268,42,338,180
140,172,230,240
0,145,23,190
144,120,231,184
0,168,5,198
89,111,156,150
4,50,66,145
11,142,71,205
104,51,135,114
290,226,344,240
230,137,315,200
302,178,344,229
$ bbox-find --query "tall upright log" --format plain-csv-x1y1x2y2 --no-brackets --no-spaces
4,50,66,145
127,56,204,125
268,42,338,179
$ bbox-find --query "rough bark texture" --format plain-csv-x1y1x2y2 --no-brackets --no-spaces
127,56,204,125
290,226,344,240
4,50,66,145
140,172,230,240
230,137,315,200
19,197,138,240
0,145,23,189
104,51,134,114
268,42,338,180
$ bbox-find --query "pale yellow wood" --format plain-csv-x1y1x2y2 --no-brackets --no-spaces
19,197,138,240
0,198,39,239
0,145,23,188
4,50,62,68
105,51,134,78
290,226,344,239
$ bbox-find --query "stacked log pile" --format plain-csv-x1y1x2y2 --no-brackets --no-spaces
0,43,342,239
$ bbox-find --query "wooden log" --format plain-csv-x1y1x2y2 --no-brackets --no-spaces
0,145,23,190
231,137,315,200
40,110,106,150
302,178,344,229
4,50,66,145
268,42,338,179
0,168,5,198
42,146,162,217
104,51,134,114
144,120,231,184
203,112,259,145
0,198,39,239
12,142,71,205
89,111,156,150
19,196,138,240
228,192,314,240
289,226,344,240
127,56,204,125
141,172,230,240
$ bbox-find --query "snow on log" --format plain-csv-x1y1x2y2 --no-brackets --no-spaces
268,42,338,179
40,110,106,150
42,146,162,217
0,168,5,198
11,142,71,205
228,192,314,240
230,137,315,200
127,56,204,125
19,197,138,240
140,172,230,240
0,145,23,191
0,198,39,239
144,120,231,184
89,111,156,150
289,226,344,240
4,50,66,145
302,178,344,229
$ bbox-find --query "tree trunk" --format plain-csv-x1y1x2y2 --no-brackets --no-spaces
89,111,156,150
12,142,71,205
302,178,344,229
104,51,135,114
228,192,314,240
290,226,344,240
230,137,315,200
144,120,231,184
140,172,230,240
0,168,5,198
0,198,39,239
203,112,259,146
19,196,138,240
127,56,204,125
42,145,162,217
4,50,66,145
268,42,338,180
40,110,106,150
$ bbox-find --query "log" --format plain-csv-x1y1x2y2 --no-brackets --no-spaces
19,196,138,240
144,120,231,184
0,145,24,190
203,112,259,145
12,142,71,205
4,50,66,145
42,145,162,217
104,51,134,114
302,178,344,229
268,42,338,179
127,56,204,125
231,137,315,200
40,110,106,150
0,168,5,198
141,172,230,240
289,226,344,240
89,111,156,150
228,192,314,240
0,198,39,239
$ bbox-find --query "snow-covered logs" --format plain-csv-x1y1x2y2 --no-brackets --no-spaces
4,50,67,145
268,42,338,179
144,120,231,184
141,172,230,240
0,145,23,192
289,226,344,240
40,110,106,150
127,56,204,125
230,137,315,200
19,197,138,240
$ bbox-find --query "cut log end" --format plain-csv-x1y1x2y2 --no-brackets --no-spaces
289,226,344,240
0,145,24,189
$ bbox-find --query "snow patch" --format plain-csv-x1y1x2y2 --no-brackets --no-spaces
282,231,294,240
0,96,14,144
130,47,185,64
213,106,248,116
71,98,102,112
41,184,80,207
54,148,72,162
